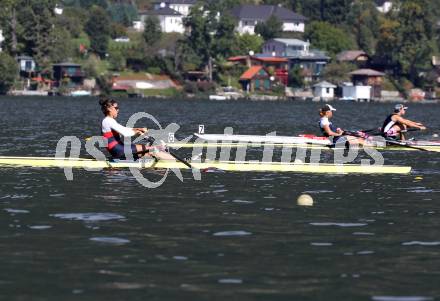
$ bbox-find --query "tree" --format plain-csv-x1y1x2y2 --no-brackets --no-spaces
288,66,304,88
85,6,111,58
0,0,22,55
183,4,215,80
18,0,58,69
0,53,18,94
305,21,355,56
143,16,162,46
212,13,237,59
255,15,283,41
233,33,264,55
346,0,380,54
322,62,355,84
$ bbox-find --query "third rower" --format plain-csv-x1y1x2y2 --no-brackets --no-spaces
381,104,426,141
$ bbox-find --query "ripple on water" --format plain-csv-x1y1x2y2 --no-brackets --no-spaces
402,241,440,246
310,222,367,227
372,296,434,301
90,237,130,245
51,213,126,222
218,278,243,284
213,231,252,237
29,225,52,230
4,208,30,214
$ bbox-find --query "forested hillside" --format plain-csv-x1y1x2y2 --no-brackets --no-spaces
1,0,439,94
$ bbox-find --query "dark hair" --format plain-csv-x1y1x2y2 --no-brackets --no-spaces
99,96,117,115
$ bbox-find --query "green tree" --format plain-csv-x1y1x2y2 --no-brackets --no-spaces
18,0,58,69
0,53,18,94
305,21,355,56
183,4,215,80
255,15,283,41
346,0,380,54
143,16,162,46
233,33,264,55
0,0,22,55
85,6,111,58
212,13,237,59
394,2,433,82
322,62,355,84
288,66,304,88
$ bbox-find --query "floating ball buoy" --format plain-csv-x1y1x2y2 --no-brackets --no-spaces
433,134,439,138
297,194,313,206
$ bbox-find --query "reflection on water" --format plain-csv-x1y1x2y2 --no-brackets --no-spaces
1,97,440,300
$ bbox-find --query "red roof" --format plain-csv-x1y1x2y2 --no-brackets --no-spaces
256,57,288,63
228,56,247,62
240,66,265,80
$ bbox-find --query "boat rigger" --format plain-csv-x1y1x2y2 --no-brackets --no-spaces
0,156,411,174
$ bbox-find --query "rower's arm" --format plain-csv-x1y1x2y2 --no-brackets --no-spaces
110,119,136,137
323,124,342,137
395,116,426,129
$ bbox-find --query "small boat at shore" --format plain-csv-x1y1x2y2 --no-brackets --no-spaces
0,156,411,174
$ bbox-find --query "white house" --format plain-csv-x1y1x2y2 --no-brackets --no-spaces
0,30,5,52
139,5,185,33
376,0,393,13
313,81,336,100
153,0,197,17
230,5,307,35
342,83,372,102
17,56,36,73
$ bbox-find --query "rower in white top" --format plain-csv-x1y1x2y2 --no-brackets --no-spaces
99,97,174,160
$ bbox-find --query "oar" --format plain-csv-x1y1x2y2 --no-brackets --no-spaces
384,139,438,152
145,137,194,169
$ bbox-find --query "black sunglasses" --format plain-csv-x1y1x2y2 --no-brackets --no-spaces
113,106,119,110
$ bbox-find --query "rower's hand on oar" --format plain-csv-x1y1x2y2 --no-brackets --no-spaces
134,128,148,135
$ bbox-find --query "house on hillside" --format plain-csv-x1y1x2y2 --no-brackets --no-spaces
139,5,185,33
336,50,370,67
230,5,306,35
262,38,330,81
153,0,197,16
376,0,393,13
239,66,274,92
0,30,5,52
228,55,289,85
112,74,177,93
313,81,336,100
16,56,37,78
52,63,85,88
349,68,385,99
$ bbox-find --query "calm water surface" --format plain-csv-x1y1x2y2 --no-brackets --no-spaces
1,96,440,301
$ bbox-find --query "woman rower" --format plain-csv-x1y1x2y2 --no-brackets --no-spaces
381,104,426,141
319,104,364,145
99,97,174,160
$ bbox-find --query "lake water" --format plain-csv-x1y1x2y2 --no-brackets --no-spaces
1,96,440,301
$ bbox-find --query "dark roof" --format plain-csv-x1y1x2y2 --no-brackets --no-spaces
375,0,390,6
349,69,385,76
140,7,182,16
153,0,197,4
230,5,306,22
336,50,369,62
